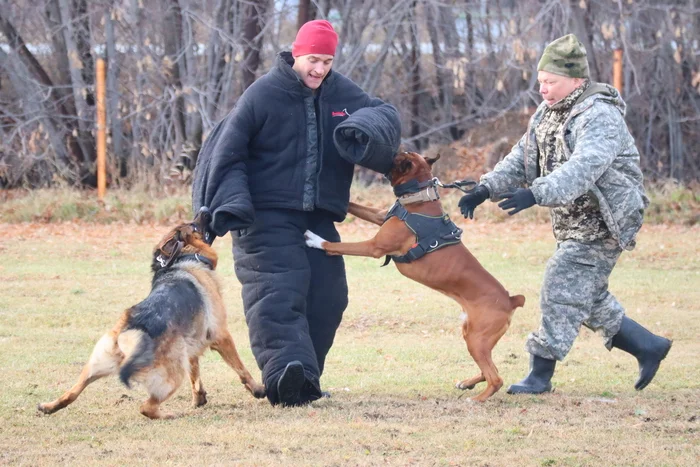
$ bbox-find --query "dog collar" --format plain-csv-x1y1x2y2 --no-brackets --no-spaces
393,178,441,206
174,254,215,269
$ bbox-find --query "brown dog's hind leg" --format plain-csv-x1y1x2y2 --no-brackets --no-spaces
462,319,510,402
38,333,122,415
456,318,486,390
189,357,207,407
211,333,266,399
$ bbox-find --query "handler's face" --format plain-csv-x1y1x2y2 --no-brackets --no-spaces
538,71,584,107
293,54,334,89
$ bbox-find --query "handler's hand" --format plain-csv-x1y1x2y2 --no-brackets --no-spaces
458,185,490,219
498,188,536,215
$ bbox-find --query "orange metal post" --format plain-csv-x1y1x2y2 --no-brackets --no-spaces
613,48,623,94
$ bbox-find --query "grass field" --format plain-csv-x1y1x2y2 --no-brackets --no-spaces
0,218,698,466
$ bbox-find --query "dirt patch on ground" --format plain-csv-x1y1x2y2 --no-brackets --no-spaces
421,110,532,183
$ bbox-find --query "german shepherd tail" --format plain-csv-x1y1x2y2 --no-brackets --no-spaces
118,329,155,388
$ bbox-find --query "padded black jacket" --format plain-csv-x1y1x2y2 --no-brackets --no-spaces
192,52,397,237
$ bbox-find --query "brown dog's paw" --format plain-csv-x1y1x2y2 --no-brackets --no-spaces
456,381,476,390
37,403,55,415
251,384,266,399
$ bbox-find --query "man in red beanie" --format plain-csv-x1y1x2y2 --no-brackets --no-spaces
193,20,400,407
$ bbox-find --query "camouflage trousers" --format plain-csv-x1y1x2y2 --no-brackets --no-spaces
526,238,625,361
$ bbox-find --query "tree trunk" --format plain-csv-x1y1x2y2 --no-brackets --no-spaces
409,0,423,149
58,0,97,184
296,0,316,29
569,0,600,82
163,0,187,149
240,0,269,92
105,2,125,178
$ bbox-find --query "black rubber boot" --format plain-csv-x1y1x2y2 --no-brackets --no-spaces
277,361,306,407
507,354,556,394
611,316,672,390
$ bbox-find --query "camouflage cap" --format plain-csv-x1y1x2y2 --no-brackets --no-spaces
537,34,590,79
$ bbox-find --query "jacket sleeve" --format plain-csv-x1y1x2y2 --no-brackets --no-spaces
191,96,257,237
479,132,528,199
529,104,623,207
333,100,401,175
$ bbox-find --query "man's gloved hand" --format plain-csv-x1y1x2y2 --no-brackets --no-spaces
458,185,490,219
498,188,536,215
341,128,369,145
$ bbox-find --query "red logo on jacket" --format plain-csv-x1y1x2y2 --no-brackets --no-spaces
332,108,350,117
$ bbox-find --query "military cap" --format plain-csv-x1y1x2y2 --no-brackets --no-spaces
537,34,590,79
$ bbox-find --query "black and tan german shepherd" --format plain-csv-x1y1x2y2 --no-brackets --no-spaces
38,208,265,419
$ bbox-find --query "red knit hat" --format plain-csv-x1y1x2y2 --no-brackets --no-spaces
292,20,338,57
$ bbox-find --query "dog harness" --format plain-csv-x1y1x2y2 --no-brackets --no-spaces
383,201,463,264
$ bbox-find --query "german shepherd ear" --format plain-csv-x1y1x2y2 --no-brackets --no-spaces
425,153,441,166
154,233,185,270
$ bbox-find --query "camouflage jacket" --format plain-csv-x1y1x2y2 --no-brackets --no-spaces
480,83,649,250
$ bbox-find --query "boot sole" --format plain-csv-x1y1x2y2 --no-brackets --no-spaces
277,361,306,407
506,385,553,395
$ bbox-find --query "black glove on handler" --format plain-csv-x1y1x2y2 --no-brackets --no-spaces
458,185,490,219
498,188,536,215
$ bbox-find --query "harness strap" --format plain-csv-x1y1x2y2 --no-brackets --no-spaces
383,201,462,265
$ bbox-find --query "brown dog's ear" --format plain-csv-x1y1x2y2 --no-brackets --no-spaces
425,153,441,166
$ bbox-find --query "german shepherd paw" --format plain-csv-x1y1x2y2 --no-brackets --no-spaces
193,390,208,407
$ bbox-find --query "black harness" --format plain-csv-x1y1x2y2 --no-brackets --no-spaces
383,201,463,265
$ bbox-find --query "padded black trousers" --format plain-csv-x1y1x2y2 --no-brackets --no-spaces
231,208,348,404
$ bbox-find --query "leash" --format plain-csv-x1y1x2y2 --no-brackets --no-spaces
393,177,478,206
433,178,478,194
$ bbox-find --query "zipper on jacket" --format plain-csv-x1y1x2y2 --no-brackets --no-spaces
314,92,324,209
303,94,319,211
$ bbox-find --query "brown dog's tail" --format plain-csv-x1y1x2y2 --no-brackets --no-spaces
510,294,526,310
117,329,155,388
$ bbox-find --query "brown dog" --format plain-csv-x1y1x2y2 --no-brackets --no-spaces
38,209,265,419
305,151,525,401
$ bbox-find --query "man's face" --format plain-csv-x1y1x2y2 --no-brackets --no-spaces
537,71,584,107
292,54,334,89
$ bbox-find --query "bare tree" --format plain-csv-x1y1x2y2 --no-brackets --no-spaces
0,0,698,187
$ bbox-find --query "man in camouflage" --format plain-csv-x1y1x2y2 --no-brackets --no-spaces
458,34,672,394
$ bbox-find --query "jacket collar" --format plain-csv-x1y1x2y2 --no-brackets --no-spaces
271,51,336,95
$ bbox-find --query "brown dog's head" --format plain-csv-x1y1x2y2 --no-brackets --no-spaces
152,207,217,272
387,151,440,187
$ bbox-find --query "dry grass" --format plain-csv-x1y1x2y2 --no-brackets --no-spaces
0,179,697,226
0,218,698,466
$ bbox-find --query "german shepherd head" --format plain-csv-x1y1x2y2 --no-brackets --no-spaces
152,207,217,272
387,151,440,187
